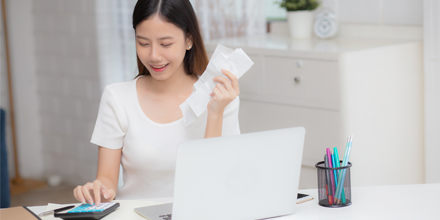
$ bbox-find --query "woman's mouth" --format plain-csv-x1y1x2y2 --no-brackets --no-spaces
150,63,169,72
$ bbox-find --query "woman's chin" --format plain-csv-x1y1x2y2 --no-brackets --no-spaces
149,71,171,81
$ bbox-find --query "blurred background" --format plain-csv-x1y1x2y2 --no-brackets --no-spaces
0,0,438,207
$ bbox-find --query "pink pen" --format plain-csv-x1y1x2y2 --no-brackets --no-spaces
326,148,336,200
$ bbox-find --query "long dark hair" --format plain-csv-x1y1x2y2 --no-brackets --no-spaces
132,0,208,77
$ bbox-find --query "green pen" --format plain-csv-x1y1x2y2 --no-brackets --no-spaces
334,147,346,204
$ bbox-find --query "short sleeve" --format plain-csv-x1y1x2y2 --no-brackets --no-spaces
221,96,241,136
90,86,126,149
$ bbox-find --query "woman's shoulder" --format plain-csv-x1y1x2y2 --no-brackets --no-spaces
101,79,137,103
104,79,136,93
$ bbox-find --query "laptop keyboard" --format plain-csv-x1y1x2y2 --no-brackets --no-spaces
159,214,172,220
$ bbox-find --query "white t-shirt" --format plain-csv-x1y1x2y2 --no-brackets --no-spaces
90,77,240,199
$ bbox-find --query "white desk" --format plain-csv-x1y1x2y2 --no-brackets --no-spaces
280,184,440,220
27,184,439,220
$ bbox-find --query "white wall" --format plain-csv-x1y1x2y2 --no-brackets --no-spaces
266,0,423,26
423,0,440,183
0,0,14,179
2,0,131,186
326,0,422,25
1,0,44,179
33,0,101,185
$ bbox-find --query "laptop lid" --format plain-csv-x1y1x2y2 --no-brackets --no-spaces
172,127,305,220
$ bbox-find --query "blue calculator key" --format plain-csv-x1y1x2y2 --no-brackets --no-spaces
68,204,91,213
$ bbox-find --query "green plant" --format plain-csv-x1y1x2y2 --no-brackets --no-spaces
277,0,320,11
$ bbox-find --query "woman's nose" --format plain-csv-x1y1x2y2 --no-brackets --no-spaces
149,45,162,62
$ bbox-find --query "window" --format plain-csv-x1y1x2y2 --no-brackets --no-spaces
265,0,287,21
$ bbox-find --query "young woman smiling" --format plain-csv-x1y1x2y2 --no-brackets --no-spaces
73,0,241,205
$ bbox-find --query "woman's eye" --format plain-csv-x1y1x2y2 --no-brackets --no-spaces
139,42,149,46
162,44,172,47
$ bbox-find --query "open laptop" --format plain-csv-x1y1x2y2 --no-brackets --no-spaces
135,127,305,220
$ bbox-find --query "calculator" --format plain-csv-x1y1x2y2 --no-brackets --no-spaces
54,202,120,219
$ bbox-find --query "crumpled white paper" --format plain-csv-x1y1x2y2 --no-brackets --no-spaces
179,44,254,127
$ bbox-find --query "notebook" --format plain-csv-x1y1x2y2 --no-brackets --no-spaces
0,206,41,220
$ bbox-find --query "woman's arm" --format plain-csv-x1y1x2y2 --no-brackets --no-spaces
205,69,240,138
73,146,121,206
205,110,224,138
95,146,121,200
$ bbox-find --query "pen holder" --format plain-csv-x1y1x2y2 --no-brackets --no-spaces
315,161,352,207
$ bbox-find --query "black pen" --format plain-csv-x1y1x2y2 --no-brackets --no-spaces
38,205,75,217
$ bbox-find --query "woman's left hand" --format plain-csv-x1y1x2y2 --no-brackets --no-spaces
207,69,240,115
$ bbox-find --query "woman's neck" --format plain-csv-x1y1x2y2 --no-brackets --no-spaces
144,68,197,95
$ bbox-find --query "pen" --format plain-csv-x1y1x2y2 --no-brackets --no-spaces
335,136,353,204
333,146,346,204
331,153,338,195
324,155,333,205
38,205,75,217
326,148,336,199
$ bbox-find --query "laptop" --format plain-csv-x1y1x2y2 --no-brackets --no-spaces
135,127,305,220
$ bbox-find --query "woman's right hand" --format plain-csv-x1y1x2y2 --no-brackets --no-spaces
73,180,115,206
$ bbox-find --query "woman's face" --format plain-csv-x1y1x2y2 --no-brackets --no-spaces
135,14,192,81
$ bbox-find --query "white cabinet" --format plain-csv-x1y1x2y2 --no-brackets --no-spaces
205,35,424,189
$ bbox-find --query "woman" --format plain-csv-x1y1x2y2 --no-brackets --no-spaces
73,0,240,206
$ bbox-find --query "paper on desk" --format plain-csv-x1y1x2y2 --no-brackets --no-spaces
180,44,254,127
43,200,161,220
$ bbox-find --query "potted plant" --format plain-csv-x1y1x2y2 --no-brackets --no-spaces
278,0,320,38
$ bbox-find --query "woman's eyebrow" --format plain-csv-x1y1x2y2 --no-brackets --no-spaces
136,35,174,40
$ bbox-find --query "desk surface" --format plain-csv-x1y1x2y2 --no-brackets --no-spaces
27,184,439,220
282,184,440,220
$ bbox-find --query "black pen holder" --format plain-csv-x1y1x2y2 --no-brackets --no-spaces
315,161,352,208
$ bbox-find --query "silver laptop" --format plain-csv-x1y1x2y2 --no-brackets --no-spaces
135,127,305,220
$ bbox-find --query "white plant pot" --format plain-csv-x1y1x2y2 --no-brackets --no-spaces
287,11,314,39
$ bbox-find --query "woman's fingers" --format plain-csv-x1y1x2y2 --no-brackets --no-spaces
93,180,102,206
82,182,94,205
100,184,109,199
208,69,240,113
74,186,86,203
212,80,237,101
212,87,223,100
221,69,240,94
213,76,233,92
100,183,116,200
215,83,228,96
74,180,112,206
106,189,116,200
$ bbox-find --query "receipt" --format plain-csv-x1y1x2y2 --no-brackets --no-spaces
180,44,254,127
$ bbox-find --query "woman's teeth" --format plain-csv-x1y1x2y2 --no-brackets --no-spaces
152,64,168,68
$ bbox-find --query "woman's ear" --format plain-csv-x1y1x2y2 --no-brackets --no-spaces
186,33,193,50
